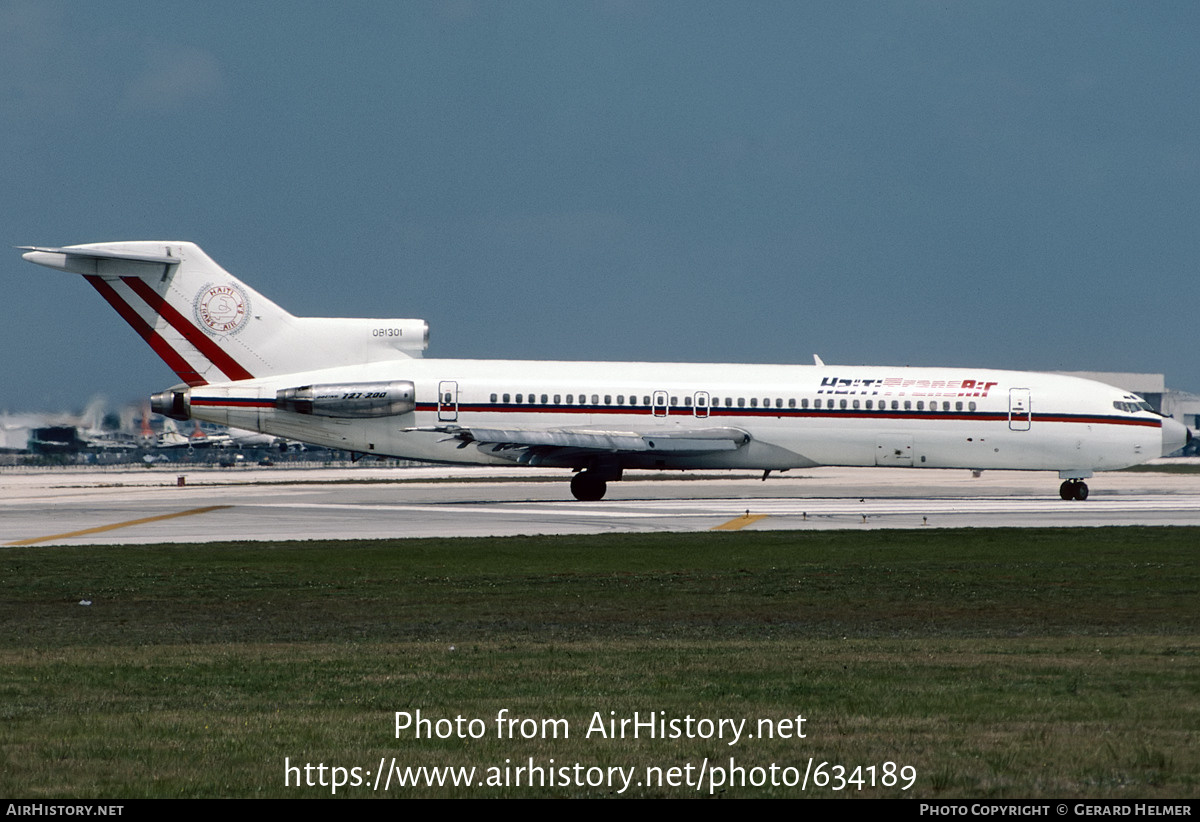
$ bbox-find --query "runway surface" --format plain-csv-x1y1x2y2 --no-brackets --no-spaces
4,463,1200,546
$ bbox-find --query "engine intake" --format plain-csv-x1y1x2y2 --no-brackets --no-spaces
150,388,190,421
275,380,416,418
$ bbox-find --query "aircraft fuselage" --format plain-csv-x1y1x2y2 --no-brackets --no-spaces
22,241,1190,502
183,359,1175,475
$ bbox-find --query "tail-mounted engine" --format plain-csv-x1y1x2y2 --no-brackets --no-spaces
275,380,416,418
150,388,191,421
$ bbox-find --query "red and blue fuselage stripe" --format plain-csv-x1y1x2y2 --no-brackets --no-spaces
189,397,1161,428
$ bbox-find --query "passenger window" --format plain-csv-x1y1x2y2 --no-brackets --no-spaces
491,393,498,403
516,394,523,403
956,401,963,411
554,394,561,404
591,394,599,405
788,398,796,409
917,401,924,411
738,398,745,408
541,394,548,404
839,399,847,409
814,399,821,409
852,400,860,410
969,402,977,411
904,401,911,410
750,398,758,408
801,398,809,409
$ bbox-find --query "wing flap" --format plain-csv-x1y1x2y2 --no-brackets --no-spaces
423,425,750,454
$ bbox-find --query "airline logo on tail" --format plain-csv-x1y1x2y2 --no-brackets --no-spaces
195,283,250,336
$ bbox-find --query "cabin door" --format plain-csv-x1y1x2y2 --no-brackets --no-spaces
1008,388,1031,431
652,390,669,417
438,381,459,421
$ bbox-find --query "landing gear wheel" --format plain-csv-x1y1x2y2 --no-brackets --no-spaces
1059,480,1089,501
570,472,607,501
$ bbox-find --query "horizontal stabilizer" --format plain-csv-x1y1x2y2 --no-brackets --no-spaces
19,245,180,267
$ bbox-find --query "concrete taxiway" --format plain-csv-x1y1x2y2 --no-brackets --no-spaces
3,462,1200,546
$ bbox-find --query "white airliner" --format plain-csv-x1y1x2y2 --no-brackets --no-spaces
21,242,1191,501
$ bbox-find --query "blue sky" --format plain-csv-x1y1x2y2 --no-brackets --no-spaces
3,1,1198,412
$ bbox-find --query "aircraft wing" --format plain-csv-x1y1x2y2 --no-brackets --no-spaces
415,424,750,464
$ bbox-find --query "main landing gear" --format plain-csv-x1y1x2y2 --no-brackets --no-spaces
1059,479,1089,501
570,471,607,501
570,458,621,501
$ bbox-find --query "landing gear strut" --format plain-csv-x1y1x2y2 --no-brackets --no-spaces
1059,479,1089,501
570,471,607,501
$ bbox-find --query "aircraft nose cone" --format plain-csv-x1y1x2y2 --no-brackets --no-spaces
1160,417,1190,457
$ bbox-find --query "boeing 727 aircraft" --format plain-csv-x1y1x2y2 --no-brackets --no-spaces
21,242,1191,500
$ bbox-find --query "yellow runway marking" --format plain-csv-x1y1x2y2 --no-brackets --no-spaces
711,513,769,531
5,505,232,546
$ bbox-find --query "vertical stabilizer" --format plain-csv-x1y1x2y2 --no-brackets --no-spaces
20,242,428,384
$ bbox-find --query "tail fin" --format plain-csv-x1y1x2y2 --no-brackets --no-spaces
20,242,428,385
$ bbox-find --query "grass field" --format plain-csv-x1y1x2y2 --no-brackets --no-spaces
1,528,1197,798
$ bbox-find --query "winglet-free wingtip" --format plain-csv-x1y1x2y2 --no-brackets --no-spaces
813,354,825,366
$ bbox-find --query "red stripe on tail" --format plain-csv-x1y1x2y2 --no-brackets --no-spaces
84,276,207,387
121,277,255,381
